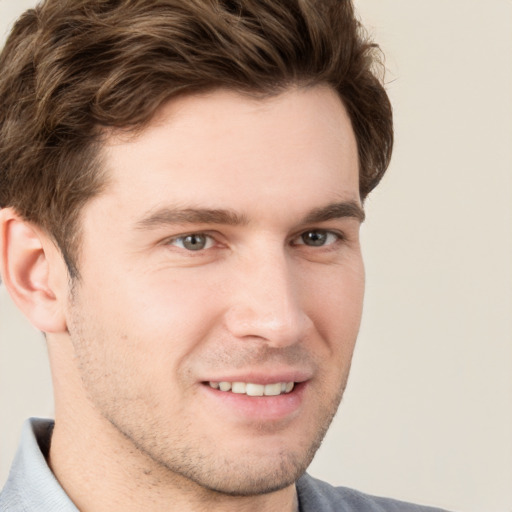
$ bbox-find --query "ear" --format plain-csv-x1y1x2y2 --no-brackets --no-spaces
0,208,68,333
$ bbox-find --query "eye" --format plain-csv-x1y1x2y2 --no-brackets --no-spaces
168,233,214,251
294,229,340,247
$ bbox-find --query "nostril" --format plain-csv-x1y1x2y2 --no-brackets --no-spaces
224,302,309,348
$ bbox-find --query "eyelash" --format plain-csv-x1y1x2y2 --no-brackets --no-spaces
291,230,344,247
166,233,217,251
165,229,345,252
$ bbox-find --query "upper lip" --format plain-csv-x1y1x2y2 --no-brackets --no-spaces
201,369,313,385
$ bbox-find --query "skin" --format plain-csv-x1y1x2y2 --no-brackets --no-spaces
0,85,364,512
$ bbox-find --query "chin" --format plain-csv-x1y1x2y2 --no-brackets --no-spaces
177,454,309,497
153,430,326,498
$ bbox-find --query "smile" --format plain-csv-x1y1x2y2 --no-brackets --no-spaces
208,381,295,396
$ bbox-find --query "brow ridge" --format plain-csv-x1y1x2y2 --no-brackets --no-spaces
135,200,364,231
136,207,249,229
301,201,365,224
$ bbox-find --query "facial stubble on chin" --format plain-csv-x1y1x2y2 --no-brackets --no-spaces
113,375,349,498
66,296,352,498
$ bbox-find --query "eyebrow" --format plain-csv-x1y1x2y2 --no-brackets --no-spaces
301,201,365,224
135,200,364,230
135,207,249,230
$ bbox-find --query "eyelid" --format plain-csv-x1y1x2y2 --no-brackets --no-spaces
161,227,346,250
291,228,345,246
164,231,218,250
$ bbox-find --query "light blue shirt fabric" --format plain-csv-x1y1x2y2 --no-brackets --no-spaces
1,418,453,512
0,419,78,511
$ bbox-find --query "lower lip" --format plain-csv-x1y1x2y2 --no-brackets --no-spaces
201,382,307,422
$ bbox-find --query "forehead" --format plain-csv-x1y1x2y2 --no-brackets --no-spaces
94,85,360,224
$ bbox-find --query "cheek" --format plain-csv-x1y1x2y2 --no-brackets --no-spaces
68,276,219,409
303,259,365,354
316,265,365,311
83,270,229,381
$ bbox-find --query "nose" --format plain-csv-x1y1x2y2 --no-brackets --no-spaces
223,250,312,347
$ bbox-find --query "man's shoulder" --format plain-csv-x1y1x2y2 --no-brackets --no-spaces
297,474,452,512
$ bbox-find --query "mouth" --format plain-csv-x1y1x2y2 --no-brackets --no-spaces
200,378,307,421
207,381,295,396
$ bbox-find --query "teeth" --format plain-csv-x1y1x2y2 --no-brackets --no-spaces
246,383,264,396
264,383,282,396
231,382,246,394
209,381,295,396
218,382,231,392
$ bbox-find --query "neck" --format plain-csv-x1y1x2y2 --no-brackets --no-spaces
48,407,299,512
46,336,300,512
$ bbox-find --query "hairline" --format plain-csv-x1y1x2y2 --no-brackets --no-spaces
66,81,362,280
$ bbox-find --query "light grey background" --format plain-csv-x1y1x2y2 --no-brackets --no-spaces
1,1,511,511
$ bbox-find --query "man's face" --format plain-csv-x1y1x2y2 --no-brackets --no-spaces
64,86,364,495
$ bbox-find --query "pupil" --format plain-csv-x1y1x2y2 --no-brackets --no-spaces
303,231,326,246
184,235,206,250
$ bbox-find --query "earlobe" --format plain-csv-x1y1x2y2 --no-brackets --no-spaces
0,208,68,333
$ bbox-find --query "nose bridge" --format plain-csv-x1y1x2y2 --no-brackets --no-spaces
224,246,308,346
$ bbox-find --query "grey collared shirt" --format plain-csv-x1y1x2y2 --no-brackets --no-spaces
1,418,452,512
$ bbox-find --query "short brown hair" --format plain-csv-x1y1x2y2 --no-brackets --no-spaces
0,0,393,278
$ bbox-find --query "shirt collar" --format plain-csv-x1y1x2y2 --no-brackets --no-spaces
1,418,78,511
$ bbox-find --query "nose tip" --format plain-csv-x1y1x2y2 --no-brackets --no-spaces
223,260,311,347
224,302,310,347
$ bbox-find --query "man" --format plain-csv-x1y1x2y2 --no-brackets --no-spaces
0,1,450,511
